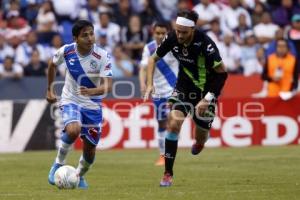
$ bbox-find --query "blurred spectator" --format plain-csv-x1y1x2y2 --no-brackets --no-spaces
206,18,223,49
233,13,252,45
94,10,121,51
113,0,132,28
121,15,149,63
24,49,47,76
254,11,279,46
130,0,145,13
24,1,39,27
154,0,178,22
0,10,6,34
287,14,300,71
220,0,252,34
45,34,66,77
251,2,268,26
110,45,134,78
271,0,300,27
52,0,82,23
218,31,242,73
36,0,58,45
193,0,220,31
176,0,190,12
0,33,14,63
0,56,23,79
97,31,112,54
262,39,298,98
5,10,31,44
240,0,255,10
240,31,263,76
79,0,101,25
266,27,297,56
138,0,164,28
15,30,48,67
257,46,266,69
48,34,63,57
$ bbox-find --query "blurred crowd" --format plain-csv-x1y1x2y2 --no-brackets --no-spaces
0,0,299,96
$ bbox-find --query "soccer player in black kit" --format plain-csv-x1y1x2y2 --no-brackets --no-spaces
144,10,228,187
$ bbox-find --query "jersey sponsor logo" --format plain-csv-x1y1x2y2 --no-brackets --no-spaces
92,51,101,59
178,56,194,64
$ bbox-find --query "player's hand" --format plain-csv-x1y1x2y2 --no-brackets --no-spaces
78,86,91,96
46,89,57,104
143,85,154,102
195,98,210,116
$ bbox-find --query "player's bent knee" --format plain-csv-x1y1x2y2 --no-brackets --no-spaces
65,123,81,139
167,119,182,133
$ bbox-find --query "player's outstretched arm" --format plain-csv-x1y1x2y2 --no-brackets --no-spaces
79,77,112,96
46,60,57,104
144,54,159,101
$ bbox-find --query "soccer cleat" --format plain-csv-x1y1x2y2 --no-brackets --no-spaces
159,172,173,187
78,176,88,189
191,143,204,155
155,155,165,166
48,162,63,185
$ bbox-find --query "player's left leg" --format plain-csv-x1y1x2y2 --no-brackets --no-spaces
76,107,102,189
153,98,169,166
191,126,209,155
191,101,215,155
76,138,96,189
156,120,167,166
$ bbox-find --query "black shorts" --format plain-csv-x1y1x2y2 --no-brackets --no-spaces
168,89,216,129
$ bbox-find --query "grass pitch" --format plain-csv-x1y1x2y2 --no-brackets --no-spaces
0,146,299,200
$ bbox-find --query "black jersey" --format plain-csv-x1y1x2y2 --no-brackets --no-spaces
156,29,222,96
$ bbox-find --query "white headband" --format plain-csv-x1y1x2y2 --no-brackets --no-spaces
176,17,195,27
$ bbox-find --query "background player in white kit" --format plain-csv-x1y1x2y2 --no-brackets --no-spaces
46,20,113,189
139,22,179,166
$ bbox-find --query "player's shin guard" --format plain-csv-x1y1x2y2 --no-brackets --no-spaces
55,132,74,165
164,132,178,176
76,154,94,177
158,128,166,155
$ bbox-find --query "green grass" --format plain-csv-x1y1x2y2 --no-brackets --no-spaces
0,146,300,200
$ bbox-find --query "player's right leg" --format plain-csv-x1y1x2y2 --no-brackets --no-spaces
48,104,82,185
160,109,185,187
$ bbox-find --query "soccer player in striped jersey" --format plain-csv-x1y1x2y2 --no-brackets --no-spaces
46,20,113,189
139,22,179,166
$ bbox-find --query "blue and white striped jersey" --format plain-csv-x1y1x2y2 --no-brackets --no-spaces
140,40,179,98
53,43,112,110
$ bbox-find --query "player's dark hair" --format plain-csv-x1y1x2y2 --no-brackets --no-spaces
153,21,170,31
177,10,199,24
72,20,94,37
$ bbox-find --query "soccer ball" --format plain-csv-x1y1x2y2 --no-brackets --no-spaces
54,165,79,189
